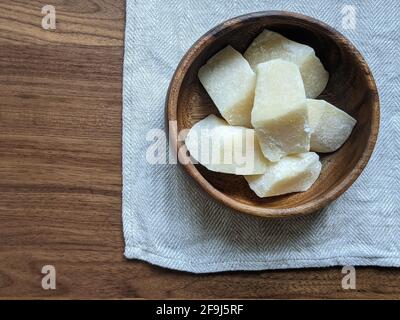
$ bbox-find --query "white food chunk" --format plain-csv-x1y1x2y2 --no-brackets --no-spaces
251,59,310,162
307,99,357,153
244,29,329,98
185,115,270,175
300,54,330,99
245,152,322,197
198,46,256,127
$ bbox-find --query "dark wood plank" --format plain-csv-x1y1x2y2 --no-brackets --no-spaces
0,0,398,299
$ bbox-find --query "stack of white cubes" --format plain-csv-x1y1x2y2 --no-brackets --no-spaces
185,30,356,198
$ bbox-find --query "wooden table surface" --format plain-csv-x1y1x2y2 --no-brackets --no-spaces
0,0,398,299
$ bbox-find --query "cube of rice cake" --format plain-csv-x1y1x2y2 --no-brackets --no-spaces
185,115,270,175
251,59,310,162
307,99,357,153
244,29,329,98
198,46,256,127
245,152,322,197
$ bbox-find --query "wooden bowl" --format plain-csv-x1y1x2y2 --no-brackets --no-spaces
166,11,379,218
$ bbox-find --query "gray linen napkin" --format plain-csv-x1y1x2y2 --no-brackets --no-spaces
122,0,400,273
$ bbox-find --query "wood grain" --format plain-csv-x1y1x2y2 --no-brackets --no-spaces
0,1,398,299
167,11,380,218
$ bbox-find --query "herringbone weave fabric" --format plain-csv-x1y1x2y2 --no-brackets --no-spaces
122,0,400,273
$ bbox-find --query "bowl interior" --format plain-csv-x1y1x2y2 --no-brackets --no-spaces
173,12,378,216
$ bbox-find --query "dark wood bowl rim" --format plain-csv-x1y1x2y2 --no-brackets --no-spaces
165,11,380,218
